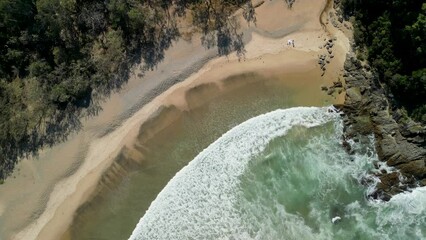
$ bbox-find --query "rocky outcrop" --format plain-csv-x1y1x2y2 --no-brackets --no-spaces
321,79,343,96
335,53,426,201
318,37,337,76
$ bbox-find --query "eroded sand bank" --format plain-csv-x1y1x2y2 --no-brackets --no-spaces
0,0,352,239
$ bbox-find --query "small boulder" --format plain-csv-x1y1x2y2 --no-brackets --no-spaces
333,81,343,88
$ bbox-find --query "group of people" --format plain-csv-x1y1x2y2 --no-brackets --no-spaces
287,39,295,47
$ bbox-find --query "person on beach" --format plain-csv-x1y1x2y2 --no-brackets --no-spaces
287,39,292,46
292,39,295,47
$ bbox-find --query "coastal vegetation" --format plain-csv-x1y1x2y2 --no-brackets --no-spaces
0,0,257,180
337,0,426,200
341,0,426,123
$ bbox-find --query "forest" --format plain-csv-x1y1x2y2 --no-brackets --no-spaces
341,0,426,123
0,0,257,180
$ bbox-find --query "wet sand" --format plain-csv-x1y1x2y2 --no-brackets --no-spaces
0,0,352,239
65,72,330,239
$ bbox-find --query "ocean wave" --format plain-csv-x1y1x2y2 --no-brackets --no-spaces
129,107,339,239
128,106,426,240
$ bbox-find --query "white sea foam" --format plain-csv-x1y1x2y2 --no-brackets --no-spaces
129,107,339,240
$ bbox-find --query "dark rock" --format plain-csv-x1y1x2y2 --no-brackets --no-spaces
344,60,355,71
352,58,362,68
400,122,425,138
372,172,404,201
379,172,399,187
387,139,426,166
364,64,371,71
340,50,426,201
345,87,362,104
332,21,339,29
407,136,425,144
333,81,343,88
371,112,398,133
360,175,375,186
327,87,335,95
398,159,426,179
355,73,366,81
321,85,328,91
344,56,362,72
352,116,374,135
333,103,345,111
376,136,399,160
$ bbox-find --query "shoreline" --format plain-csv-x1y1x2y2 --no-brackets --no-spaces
0,1,353,239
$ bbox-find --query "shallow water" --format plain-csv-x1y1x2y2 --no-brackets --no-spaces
67,70,425,239
131,107,426,240
67,72,333,240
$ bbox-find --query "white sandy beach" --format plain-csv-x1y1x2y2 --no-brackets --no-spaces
0,0,352,239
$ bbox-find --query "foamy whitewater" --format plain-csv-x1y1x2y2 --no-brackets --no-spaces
129,107,426,240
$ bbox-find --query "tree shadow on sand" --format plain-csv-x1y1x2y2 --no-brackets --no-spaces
0,0,256,180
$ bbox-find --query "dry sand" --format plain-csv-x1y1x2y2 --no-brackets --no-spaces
0,0,352,239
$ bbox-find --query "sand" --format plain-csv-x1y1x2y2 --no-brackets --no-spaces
0,0,352,239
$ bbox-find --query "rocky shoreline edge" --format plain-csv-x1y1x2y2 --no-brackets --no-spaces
334,52,426,201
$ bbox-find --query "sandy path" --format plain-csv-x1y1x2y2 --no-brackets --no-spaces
0,0,352,239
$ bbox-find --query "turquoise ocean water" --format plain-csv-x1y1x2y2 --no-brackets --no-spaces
130,107,426,240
